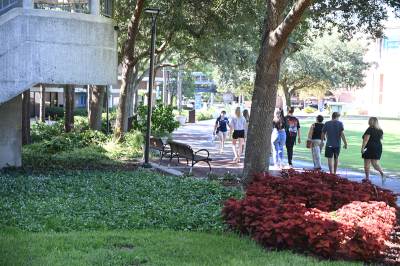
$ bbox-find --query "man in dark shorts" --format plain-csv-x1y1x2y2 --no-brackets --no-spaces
321,112,347,174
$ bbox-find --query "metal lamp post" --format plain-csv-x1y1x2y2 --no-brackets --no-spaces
142,7,165,168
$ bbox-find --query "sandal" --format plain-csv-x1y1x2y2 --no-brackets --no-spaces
381,173,386,184
233,157,238,162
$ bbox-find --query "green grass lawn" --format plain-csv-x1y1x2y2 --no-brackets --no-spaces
296,118,400,177
0,229,364,266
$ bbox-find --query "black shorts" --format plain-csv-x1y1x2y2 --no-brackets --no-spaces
232,130,244,139
325,146,341,158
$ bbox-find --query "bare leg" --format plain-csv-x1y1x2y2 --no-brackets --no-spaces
364,159,371,179
222,134,227,150
334,157,339,174
371,159,384,176
218,135,223,151
327,158,333,174
237,138,244,162
232,138,238,160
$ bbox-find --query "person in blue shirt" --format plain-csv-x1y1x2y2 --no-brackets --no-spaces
213,110,230,153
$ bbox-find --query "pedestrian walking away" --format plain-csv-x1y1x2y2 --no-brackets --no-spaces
285,107,301,168
361,117,386,183
321,112,347,174
307,115,325,169
213,110,230,153
229,107,246,163
271,108,287,169
242,109,250,153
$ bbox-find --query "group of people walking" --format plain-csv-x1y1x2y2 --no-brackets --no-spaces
271,108,386,183
213,106,386,183
213,107,249,163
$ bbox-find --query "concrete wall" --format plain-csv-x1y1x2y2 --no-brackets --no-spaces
0,95,21,168
0,8,118,105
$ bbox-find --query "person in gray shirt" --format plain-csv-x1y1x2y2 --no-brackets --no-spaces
321,112,347,174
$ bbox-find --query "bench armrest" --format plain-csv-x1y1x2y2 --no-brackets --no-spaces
194,149,210,158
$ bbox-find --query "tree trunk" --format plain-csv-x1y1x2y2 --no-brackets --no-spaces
177,67,182,112
87,85,93,123
241,0,312,189
89,85,105,131
64,85,72,133
22,90,31,145
163,67,167,106
133,89,139,114
39,84,46,122
70,85,75,127
114,63,135,141
127,66,139,117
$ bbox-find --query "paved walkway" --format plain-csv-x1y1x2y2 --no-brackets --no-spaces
149,119,400,205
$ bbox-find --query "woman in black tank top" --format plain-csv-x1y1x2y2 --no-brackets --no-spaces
307,115,325,169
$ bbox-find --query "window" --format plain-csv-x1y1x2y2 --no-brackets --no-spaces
383,35,400,51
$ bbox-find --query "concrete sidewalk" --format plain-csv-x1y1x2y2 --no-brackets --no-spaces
150,119,400,204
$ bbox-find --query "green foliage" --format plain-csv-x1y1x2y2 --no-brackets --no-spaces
206,172,221,181
224,172,241,182
342,111,347,115
0,169,241,232
31,121,64,143
45,107,88,119
294,108,301,113
196,110,213,121
134,99,180,135
304,107,316,114
125,131,145,153
181,171,195,178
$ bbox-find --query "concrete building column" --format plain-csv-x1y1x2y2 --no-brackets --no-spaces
23,0,34,9
89,0,100,16
0,95,22,169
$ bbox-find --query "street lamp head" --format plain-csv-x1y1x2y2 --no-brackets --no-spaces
144,8,166,14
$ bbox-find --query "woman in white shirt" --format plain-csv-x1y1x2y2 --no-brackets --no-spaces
229,107,246,163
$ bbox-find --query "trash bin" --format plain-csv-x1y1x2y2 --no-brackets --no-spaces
127,115,137,132
188,109,196,123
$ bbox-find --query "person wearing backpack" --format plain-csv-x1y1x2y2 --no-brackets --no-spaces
284,107,301,168
213,110,230,153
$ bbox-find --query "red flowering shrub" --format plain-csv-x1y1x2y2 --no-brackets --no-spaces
221,170,398,258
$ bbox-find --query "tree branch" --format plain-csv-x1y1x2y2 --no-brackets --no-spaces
290,80,318,93
185,0,228,38
309,2,355,16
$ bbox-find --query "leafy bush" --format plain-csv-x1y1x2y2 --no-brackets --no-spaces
196,110,213,121
342,111,347,115
125,131,145,153
41,136,73,153
294,108,300,113
45,107,88,119
304,107,316,114
31,121,64,143
45,107,64,119
0,169,242,232
221,170,398,259
133,99,180,135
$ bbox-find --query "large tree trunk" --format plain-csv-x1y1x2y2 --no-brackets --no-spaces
64,85,72,132
87,85,93,123
241,0,312,189
90,85,105,131
114,64,135,141
39,84,45,122
22,90,31,145
177,67,182,112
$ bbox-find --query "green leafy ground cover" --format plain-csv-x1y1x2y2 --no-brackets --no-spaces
296,118,400,177
0,229,364,266
0,169,241,232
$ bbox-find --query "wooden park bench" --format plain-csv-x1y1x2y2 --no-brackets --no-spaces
167,140,212,172
148,136,171,166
